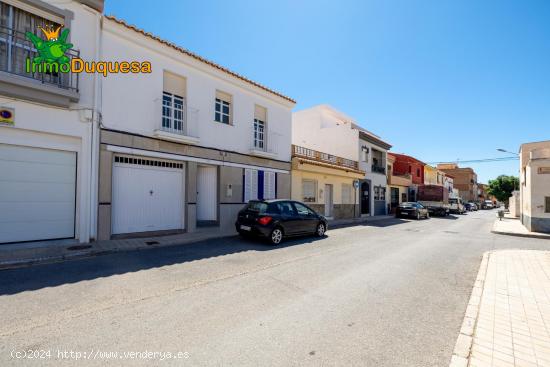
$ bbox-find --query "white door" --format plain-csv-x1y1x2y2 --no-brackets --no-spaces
196,166,217,221
112,156,184,234
324,184,333,217
0,144,76,243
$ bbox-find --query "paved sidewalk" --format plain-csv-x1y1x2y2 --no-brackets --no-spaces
492,218,550,240
451,250,550,367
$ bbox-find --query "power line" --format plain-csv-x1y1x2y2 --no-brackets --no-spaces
427,156,519,165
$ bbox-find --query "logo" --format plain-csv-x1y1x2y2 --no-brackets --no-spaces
0,107,14,126
25,26,151,76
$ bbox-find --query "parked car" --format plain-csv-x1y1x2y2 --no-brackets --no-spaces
449,198,466,214
465,203,477,211
484,200,494,209
469,202,478,211
396,202,430,220
235,200,328,245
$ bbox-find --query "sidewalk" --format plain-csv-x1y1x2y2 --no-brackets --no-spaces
0,229,233,270
450,250,550,367
492,216,550,240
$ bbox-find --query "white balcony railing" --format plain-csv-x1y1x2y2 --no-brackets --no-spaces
250,124,279,157
153,96,200,144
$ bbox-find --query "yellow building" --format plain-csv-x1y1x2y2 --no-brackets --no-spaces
424,165,445,186
291,145,365,219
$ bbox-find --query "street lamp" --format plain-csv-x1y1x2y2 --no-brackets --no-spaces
497,148,519,156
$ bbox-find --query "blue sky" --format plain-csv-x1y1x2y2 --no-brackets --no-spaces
105,0,550,183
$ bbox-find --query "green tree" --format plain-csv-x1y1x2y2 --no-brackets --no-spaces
487,175,519,202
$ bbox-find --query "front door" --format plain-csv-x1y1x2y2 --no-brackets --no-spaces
324,184,333,217
390,187,399,213
361,181,370,215
197,166,217,222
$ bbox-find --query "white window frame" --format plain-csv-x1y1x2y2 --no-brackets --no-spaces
162,91,185,134
253,118,265,150
215,94,231,124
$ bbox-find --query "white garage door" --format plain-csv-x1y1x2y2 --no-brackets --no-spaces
112,156,184,234
196,166,217,221
0,144,76,243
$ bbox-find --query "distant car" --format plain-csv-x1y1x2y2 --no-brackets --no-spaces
484,200,494,209
449,198,466,214
469,203,478,211
464,203,474,211
235,199,328,245
396,202,429,220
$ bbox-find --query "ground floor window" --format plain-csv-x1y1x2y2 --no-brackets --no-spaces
244,169,276,202
302,179,317,203
546,197,550,213
374,186,386,201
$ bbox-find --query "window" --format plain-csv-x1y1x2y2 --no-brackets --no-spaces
341,184,353,204
302,179,317,202
276,201,295,216
417,168,421,177
546,197,550,213
253,105,267,150
401,193,407,202
380,187,386,201
215,90,231,124
408,166,412,173
243,169,276,202
374,186,380,200
162,92,184,133
0,3,64,79
293,202,313,216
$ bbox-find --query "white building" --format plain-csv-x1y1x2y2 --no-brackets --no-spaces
96,16,295,239
0,0,103,244
519,141,550,233
356,125,392,216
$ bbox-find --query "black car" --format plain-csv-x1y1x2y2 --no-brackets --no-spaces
396,202,429,220
235,200,328,245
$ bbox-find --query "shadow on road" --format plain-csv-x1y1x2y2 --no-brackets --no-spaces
0,235,325,296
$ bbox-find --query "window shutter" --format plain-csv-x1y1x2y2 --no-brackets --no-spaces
216,90,232,103
244,169,258,202
163,71,186,98
255,105,267,122
263,171,276,200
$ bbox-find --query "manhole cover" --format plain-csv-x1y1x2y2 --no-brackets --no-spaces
145,241,159,246
67,245,92,251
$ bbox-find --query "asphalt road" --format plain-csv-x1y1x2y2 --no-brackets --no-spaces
1,210,549,366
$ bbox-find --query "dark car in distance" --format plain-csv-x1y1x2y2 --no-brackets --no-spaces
236,199,328,245
396,202,430,220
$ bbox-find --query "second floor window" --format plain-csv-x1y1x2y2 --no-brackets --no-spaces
162,92,184,132
215,91,232,124
253,118,265,149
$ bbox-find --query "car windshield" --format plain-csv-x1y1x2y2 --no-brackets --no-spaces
449,198,457,203
245,201,268,213
400,203,414,208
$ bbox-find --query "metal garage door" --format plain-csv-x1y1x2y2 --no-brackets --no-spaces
112,156,184,234
0,144,76,244
196,165,217,221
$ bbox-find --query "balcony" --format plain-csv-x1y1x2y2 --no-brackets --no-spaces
292,145,360,171
0,26,79,106
154,98,200,145
372,164,386,175
250,125,279,158
389,173,412,186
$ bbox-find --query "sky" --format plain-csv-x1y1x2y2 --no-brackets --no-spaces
105,0,550,183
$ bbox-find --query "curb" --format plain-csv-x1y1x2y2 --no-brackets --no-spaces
0,234,236,271
449,251,491,367
491,228,550,240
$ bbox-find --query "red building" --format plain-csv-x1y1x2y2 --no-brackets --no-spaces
388,153,426,185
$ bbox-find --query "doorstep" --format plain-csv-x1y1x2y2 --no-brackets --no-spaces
0,228,236,270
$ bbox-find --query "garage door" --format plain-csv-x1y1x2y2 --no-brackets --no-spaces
0,144,76,244
112,156,184,234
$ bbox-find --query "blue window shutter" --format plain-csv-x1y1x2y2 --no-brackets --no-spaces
258,170,264,200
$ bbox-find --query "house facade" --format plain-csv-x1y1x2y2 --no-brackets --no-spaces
390,153,425,202
96,16,295,239
0,0,103,244
387,153,412,213
519,141,550,233
357,126,392,216
291,106,364,219
437,163,478,202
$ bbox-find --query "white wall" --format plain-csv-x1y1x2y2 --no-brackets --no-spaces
100,19,293,162
292,105,359,161
0,1,100,242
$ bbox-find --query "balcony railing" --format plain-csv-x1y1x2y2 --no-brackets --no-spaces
372,164,386,174
292,145,359,170
0,26,79,92
250,125,278,155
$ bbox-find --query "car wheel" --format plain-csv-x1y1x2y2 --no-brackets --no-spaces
426,212,430,219
315,223,326,237
269,227,284,245
416,212,421,220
